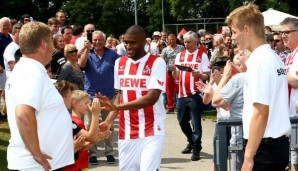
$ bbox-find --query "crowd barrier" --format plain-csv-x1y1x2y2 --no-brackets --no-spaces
216,116,298,171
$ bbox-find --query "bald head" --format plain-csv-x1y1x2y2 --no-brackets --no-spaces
125,25,146,40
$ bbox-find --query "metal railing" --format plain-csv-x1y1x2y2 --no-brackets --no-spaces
216,116,298,171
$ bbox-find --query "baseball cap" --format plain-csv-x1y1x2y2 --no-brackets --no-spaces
153,31,161,37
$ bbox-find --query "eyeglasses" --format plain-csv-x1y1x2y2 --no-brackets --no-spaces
274,39,281,43
86,30,95,33
280,30,298,35
67,49,78,54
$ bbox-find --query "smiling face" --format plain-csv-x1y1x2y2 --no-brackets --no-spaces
281,24,298,52
92,33,105,51
123,34,146,60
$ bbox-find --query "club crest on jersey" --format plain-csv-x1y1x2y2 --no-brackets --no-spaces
142,65,151,75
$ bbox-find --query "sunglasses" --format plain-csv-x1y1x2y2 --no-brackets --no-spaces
280,30,298,35
67,49,78,54
274,39,281,43
86,30,95,33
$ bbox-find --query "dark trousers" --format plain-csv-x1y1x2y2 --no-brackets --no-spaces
244,136,289,171
177,94,203,149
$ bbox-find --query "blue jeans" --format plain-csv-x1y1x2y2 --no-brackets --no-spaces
177,94,203,149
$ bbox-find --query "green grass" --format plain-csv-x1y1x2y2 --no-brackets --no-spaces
202,109,217,121
0,120,9,171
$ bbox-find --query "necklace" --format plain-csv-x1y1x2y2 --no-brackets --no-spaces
68,61,79,68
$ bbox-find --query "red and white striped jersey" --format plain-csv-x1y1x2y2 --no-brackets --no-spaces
175,47,210,98
114,53,166,140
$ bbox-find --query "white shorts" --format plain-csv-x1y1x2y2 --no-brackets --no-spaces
119,135,165,171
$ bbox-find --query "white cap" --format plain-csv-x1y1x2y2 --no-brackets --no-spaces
153,31,161,37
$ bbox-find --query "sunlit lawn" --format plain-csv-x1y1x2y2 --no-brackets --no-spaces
0,120,9,171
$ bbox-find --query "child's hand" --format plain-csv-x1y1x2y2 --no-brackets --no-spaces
89,98,101,115
73,135,86,152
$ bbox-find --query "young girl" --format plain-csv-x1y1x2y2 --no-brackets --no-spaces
69,90,110,171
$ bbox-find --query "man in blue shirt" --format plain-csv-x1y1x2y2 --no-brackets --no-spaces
79,30,119,165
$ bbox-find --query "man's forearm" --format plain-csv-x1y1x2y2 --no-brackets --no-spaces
244,104,269,161
16,105,43,158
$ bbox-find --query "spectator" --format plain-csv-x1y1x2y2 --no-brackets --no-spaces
226,3,291,170
20,14,32,25
212,50,251,171
98,25,166,171
273,32,288,64
209,34,224,68
78,30,118,165
5,21,74,171
9,19,17,33
160,32,184,113
4,23,22,79
51,35,66,78
63,90,110,170
62,25,73,45
116,34,126,56
196,56,230,171
57,44,85,90
55,11,66,35
47,17,60,36
75,23,95,51
161,31,168,43
280,17,298,171
71,24,83,45
171,31,210,161
0,17,12,115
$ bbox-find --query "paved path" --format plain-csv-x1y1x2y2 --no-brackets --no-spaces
89,113,215,171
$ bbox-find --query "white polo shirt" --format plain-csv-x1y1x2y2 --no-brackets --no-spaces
243,44,291,139
5,57,74,170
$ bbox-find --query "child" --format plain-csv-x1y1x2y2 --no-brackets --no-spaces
69,90,110,171
55,82,110,171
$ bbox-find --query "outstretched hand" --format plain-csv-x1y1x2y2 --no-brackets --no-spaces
95,92,118,111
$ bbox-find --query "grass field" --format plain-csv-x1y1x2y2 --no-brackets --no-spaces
0,120,9,171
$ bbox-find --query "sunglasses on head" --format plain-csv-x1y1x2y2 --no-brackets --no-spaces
68,49,78,54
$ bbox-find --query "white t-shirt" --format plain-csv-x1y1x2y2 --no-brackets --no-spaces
243,44,291,139
3,41,19,78
114,54,166,140
75,36,86,51
286,47,298,116
116,42,127,56
5,57,74,170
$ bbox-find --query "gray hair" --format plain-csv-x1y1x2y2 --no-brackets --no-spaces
280,17,298,30
93,30,106,41
0,17,11,25
183,31,198,42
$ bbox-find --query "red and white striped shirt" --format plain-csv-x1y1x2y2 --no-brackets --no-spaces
175,47,210,98
114,53,166,140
